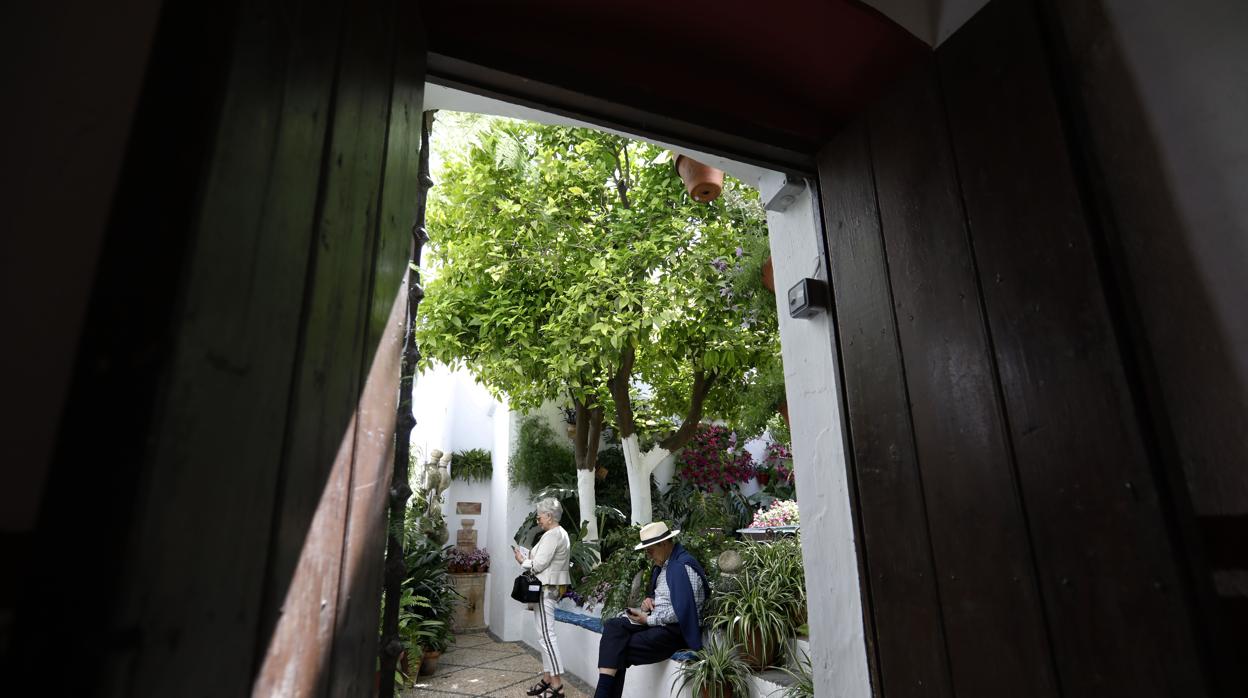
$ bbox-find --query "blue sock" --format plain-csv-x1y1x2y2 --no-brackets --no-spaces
593,672,616,698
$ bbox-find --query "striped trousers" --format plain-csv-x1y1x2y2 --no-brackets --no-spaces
533,586,564,675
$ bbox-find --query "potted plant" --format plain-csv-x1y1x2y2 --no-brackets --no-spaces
671,635,752,698
419,618,452,675
450,448,493,483
711,540,802,670
778,648,815,698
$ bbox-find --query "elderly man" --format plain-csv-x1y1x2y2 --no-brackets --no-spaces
593,522,710,698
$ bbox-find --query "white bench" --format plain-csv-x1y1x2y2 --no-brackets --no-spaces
519,609,802,697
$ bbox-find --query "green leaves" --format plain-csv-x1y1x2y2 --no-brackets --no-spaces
417,113,775,437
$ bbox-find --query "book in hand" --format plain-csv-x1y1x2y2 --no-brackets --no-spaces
511,544,530,560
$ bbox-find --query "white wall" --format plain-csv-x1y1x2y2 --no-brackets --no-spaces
767,187,872,698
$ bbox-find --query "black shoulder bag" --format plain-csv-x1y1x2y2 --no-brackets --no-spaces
511,571,541,603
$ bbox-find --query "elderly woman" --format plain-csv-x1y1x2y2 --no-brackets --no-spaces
513,497,571,697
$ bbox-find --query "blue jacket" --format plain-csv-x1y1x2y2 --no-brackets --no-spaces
646,543,710,651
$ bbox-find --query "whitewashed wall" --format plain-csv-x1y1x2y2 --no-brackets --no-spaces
765,186,872,698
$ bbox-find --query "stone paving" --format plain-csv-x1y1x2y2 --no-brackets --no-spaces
401,632,590,697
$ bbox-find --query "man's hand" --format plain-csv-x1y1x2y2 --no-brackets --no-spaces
641,597,655,612
627,607,649,625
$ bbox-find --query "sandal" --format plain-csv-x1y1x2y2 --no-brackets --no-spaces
525,679,550,696
539,686,565,698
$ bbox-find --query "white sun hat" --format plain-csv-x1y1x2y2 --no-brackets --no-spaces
634,521,681,550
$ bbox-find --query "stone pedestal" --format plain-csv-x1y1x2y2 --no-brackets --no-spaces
449,572,488,632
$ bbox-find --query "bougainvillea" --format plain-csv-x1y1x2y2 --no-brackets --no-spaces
445,547,490,573
750,499,800,528
675,424,756,493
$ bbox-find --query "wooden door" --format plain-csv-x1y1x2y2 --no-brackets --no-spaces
818,0,1212,695
8,0,427,695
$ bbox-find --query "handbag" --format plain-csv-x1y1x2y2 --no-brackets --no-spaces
511,571,542,603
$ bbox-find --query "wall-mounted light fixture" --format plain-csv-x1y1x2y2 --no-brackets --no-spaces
787,277,828,319
759,171,807,212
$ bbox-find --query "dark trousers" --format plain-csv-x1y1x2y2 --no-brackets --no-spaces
597,617,686,698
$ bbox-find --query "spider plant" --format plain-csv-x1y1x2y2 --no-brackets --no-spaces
671,635,753,698
710,567,794,669
778,648,815,698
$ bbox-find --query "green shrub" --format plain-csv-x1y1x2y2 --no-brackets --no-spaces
510,416,575,490
451,448,493,483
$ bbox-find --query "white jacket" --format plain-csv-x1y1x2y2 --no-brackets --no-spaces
522,525,572,585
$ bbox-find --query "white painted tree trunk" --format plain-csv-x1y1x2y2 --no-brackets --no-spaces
576,468,600,542
620,434,672,525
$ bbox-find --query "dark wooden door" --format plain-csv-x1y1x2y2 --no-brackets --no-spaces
8,0,426,695
818,0,1211,695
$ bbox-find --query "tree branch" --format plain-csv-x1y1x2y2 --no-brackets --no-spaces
608,344,637,439
658,370,717,452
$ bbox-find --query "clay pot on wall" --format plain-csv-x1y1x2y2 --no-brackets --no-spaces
778,399,790,429
674,154,724,203
761,255,775,293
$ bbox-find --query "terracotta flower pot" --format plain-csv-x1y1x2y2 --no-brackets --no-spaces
701,687,734,698
761,255,775,293
420,649,442,676
674,154,724,203
737,627,777,670
778,399,790,428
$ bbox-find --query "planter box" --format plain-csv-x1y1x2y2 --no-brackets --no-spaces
736,526,799,542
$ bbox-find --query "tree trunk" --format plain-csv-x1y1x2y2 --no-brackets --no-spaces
620,434,673,524
577,468,599,542
570,397,604,541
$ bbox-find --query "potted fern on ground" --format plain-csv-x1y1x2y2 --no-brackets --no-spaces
671,635,752,698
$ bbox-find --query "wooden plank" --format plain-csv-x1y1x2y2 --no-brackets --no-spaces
868,58,1059,697
252,0,396,693
938,0,1208,694
818,120,953,698
327,0,425,692
87,0,345,695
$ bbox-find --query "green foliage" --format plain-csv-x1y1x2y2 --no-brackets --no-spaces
712,537,807,667
671,635,753,698
572,532,649,618
733,357,787,441
402,536,459,653
779,649,815,698
451,448,493,483
654,477,753,535
510,416,575,491
725,220,785,440
417,115,774,447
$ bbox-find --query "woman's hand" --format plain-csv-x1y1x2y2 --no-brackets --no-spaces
513,548,524,564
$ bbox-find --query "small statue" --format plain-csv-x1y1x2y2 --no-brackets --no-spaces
436,450,453,492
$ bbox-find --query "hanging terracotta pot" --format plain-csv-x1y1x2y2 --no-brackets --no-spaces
596,466,609,481
761,255,775,293
674,154,724,203
778,398,790,429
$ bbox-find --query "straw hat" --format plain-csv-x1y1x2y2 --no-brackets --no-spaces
634,521,681,550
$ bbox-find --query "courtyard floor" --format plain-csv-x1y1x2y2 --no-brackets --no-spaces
402,632,591,697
